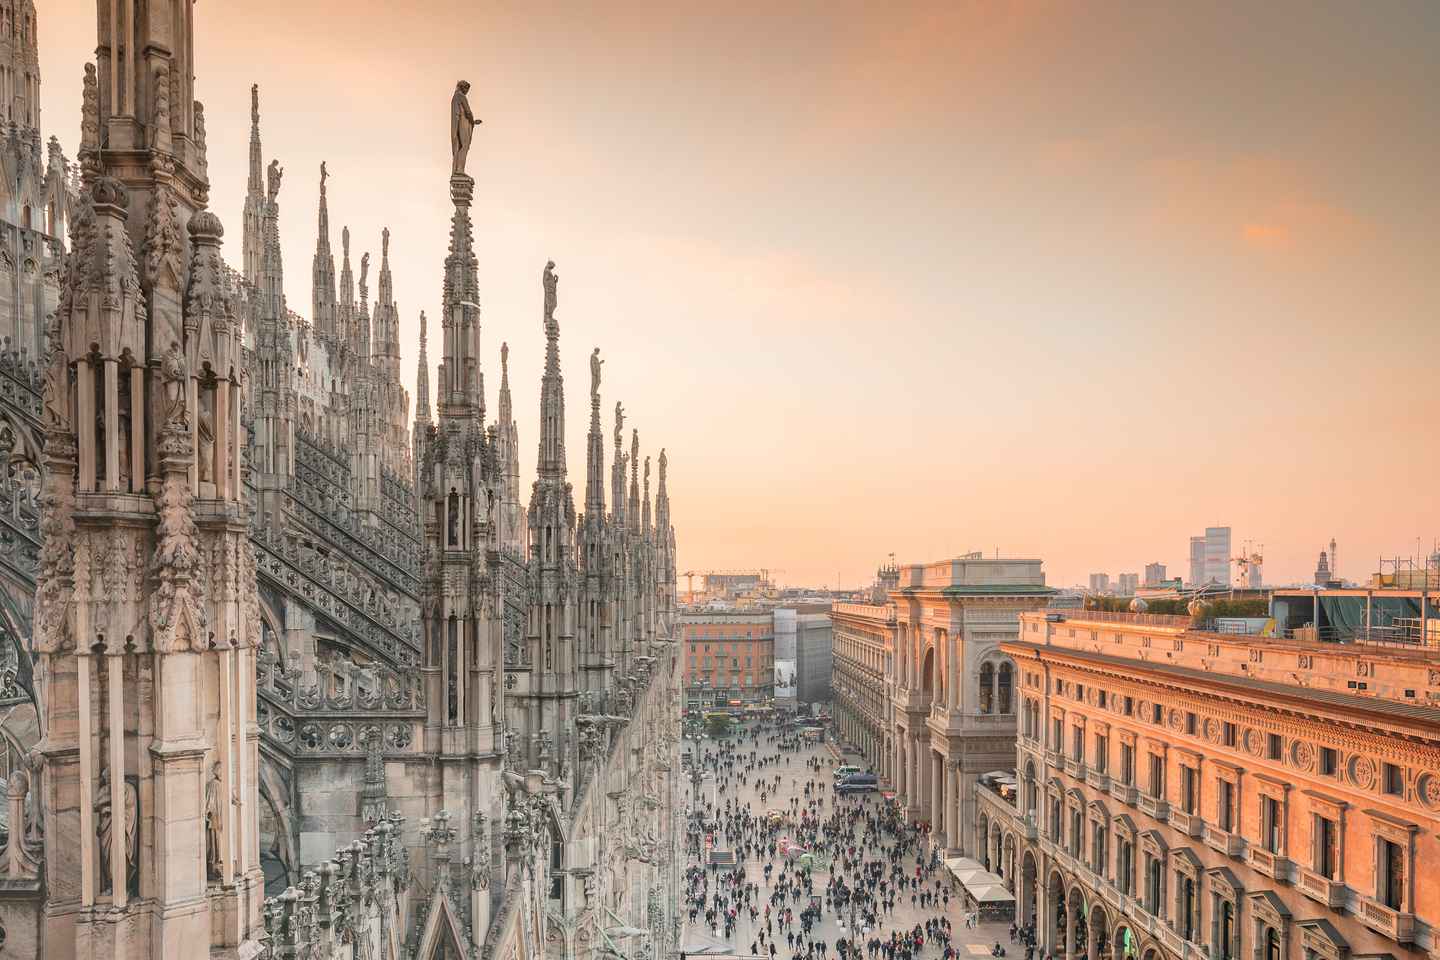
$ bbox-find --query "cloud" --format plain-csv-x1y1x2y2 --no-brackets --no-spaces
1149,154,1371,254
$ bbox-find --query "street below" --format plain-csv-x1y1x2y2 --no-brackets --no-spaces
681,722,1022,960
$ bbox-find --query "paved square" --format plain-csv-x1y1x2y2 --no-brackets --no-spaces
682,727,1016,959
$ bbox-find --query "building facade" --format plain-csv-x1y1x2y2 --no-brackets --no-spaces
831,600,894,772
1144,563,1167,588
880,556,1055,853
0,2,685,958
976,608,1440,960
680,611,774,709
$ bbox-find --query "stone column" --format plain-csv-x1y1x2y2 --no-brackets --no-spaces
1065,902,1076,960
943,762,957,853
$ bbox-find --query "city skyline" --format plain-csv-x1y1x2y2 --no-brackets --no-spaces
38,0,1440,588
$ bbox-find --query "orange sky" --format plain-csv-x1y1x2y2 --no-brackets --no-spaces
39,1,1440,588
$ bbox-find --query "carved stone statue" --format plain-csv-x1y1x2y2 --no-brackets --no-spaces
42,343,67,429
205,761,223,881
266,159,283,201
542,260,558,323
360,252,371,301
659,448,667,482
94,767,138,895
320,161,328,190
160,341,187,424
197,393,215,483
590,348,603,399
614,402,625,447
450,81,482,177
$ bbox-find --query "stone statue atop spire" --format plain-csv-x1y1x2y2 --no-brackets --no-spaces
590,348,603,400
450,80,483,177
267,158,283,201
543,260,559,330
614,402,625,447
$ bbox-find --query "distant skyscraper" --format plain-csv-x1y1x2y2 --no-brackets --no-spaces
1205,526,1232,586
1188,537,1206,585
1118,572,1139,595
1144,562,1166,587
1089,572,1111,594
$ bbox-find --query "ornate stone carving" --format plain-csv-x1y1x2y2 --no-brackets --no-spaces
149,415,210,653
470,811,490,889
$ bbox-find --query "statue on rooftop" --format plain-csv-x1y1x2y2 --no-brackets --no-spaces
266,159,283,201
542,260,558,324
450,81,482,177
590,348,603,399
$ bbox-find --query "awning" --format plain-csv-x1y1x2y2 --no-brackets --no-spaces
943,857,986,884
968,883,1015,903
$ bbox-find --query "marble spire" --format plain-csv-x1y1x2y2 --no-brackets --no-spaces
628,429,641,534
535,261,566,480
440,170,483,420
338,224,354,344
312,162,337,342
584,348,605,517
242,83,264,286
416,310,432,424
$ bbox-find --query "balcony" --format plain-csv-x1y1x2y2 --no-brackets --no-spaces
1086,768,1111,791
1297,868,1347,908
1065,757,1087,779
1168,809,1205,838
1109,781,1138,806
1358,897,1415,944
1247,847,1291,883
1205,826,1245,859
1021,813,1038,841
1045,748,1065,770
1136,792,1170,821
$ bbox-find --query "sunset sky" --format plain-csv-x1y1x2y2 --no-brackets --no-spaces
40,1,1440,589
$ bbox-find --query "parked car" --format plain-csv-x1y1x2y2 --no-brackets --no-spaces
835,773,878,794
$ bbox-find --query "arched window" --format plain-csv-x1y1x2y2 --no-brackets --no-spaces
1264,929,1281,960
998,662,1013,713
979,662,994,713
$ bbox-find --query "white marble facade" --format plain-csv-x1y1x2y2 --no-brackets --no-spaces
0,2,683,959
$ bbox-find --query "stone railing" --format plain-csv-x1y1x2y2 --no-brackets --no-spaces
251,524,420,666
255,652,423,757
0,344,43,422
1297,867,1346,908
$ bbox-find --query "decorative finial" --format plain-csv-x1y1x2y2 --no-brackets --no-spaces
251,84,260,127
382,227,390,259
342,226,350,258
501,341,509,375
420,310,427,342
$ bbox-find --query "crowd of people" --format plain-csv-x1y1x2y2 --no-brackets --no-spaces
681,716,1020,960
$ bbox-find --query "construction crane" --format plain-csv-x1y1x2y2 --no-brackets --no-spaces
1232,541,1264,588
